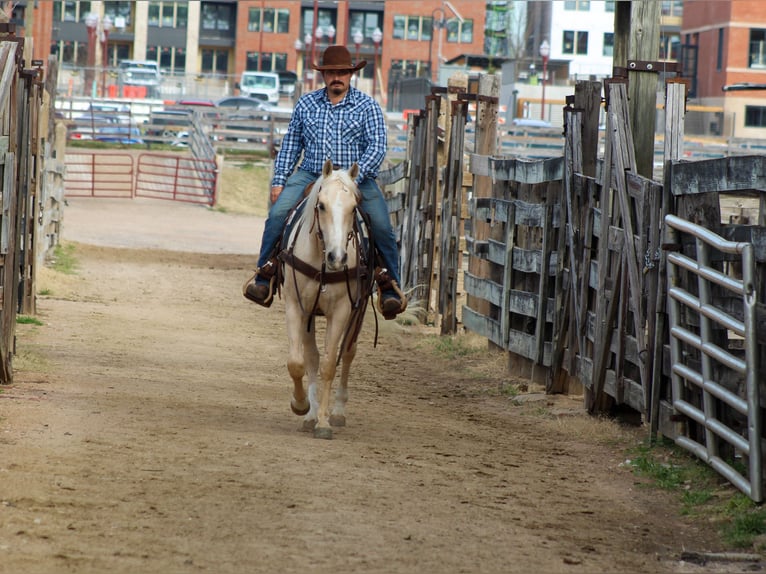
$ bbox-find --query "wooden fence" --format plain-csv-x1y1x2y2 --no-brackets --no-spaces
387,75,766,499
0,28,63,384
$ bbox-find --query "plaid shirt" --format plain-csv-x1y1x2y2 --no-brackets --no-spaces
271,86,388,188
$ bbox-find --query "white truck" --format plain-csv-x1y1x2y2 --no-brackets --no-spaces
238,71,280,104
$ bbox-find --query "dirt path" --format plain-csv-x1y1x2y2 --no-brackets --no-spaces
0,198,734,573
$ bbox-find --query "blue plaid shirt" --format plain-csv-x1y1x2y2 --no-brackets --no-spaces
271,86,387,188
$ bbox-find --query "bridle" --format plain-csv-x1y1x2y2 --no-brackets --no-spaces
278,180,377,355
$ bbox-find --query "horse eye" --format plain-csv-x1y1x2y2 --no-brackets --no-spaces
317,202,326,212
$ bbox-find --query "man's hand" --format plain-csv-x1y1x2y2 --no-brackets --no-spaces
270,185,283,205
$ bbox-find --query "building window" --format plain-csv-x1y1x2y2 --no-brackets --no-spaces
605,1,615,12
563,30,588,55
749,29,766,68
201,3,233,32
248,7,289,33
391,59,429,79
106,43,129,67
148,1,187,28
51,39,88,67
564,1,590,11
745,105,766,127
392,15,433,41
348,9,383,53
445,19,473,43
200,48,229,75
246,52,289,72
717,28,724,71
660,34,680,61
147,45,185,72
53,1,92,23
603,32,614,57
104,2,132,28
661,1,683,18
302,7,337,40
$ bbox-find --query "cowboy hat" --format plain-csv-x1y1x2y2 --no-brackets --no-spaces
312,45,366,72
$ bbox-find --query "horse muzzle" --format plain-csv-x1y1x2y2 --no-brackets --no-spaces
325,249,348,271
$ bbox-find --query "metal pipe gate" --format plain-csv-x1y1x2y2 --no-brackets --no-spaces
665,213,762,501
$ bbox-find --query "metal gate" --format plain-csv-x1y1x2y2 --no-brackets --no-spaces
64,152,134,198
136,153,217,205
665,214,762,501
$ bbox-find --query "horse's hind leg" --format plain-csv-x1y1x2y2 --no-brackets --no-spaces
329,341,356,428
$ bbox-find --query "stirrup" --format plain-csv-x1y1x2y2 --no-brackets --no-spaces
242,269,276,307
374,267,407,318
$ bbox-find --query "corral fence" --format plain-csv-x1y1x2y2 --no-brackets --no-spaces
386,73,766,501
0,27,65,383
64,151,219,206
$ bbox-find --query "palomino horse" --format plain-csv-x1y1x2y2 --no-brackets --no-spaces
278,159,375,439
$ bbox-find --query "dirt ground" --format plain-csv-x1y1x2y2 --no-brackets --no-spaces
0,196,756,573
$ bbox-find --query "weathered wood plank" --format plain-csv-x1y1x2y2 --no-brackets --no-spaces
462,305,503,348
670,156,766,196
469,154,564,184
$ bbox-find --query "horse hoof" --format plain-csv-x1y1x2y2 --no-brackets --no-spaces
329,414,346,427
301,419,317,433
291,400,310,416
313,427,333,440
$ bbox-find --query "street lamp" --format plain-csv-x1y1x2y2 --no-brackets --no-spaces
302,32,314,90
371,27,382,102
352,30,363,88
85,12,98,97
294,38,304,87
313,25,324,89
539,39,550,121
101,14,113,98
429,9,445,84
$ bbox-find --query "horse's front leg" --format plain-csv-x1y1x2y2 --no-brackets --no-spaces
301,320,320,432
285,305,309,416
313,318,346,439
329,340,356,428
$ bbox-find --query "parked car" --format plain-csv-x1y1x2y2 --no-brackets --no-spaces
216,96,273,110
144,109,194,139
94,125,144,145
67,112,122,140
278,71,298,98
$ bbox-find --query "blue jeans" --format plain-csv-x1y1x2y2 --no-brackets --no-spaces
257,168,401,285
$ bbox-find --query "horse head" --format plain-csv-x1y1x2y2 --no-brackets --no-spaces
313,159,362,272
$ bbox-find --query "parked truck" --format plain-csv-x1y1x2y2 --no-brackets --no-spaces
238,71,280,104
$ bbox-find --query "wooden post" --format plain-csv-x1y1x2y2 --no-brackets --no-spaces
613,1,660,179
466,74,499,328
650,79,686,435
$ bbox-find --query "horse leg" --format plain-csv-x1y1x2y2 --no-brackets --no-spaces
313,318,345,440
301,324,320,432
330,341,356,428
286,306,309,416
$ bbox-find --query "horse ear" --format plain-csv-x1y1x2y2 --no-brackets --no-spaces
323,159,334,177
349,162,360,181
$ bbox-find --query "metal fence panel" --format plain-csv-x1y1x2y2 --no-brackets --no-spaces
665,213,762,502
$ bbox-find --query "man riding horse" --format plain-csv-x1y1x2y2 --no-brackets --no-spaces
243,44,406,320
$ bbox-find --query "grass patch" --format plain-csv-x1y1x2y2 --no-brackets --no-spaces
16,315,43,326
426,334,482,360
627,437,766,549
50,243,78,275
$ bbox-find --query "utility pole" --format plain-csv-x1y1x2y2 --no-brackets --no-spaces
612,1,660,179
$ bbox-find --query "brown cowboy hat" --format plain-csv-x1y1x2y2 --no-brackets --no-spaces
312,45,366,72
